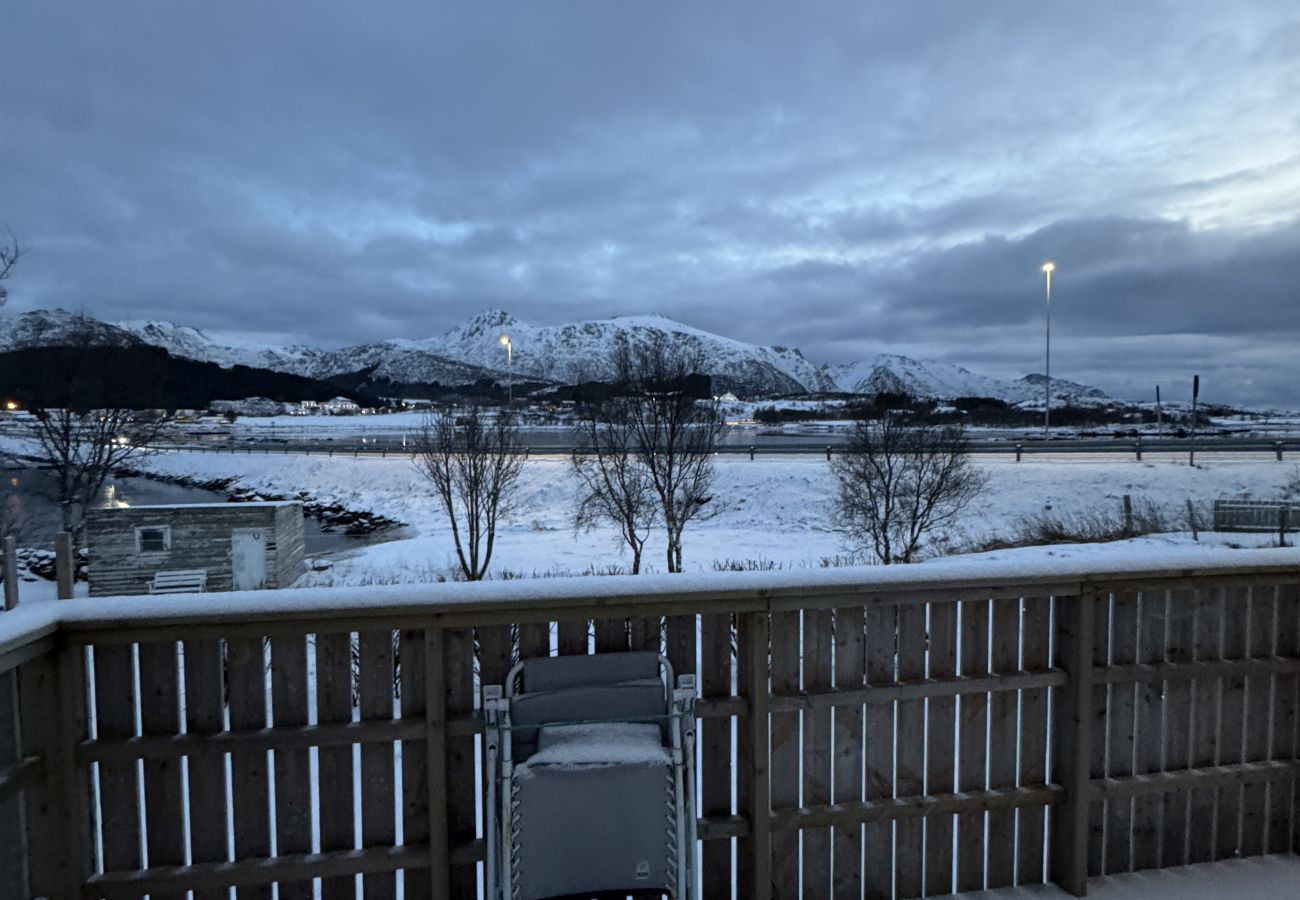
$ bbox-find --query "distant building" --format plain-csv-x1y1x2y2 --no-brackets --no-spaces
320,396,362,415
85,501,305,597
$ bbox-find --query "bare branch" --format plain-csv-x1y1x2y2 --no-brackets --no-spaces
830,416,988,564
0,225,27,306
413,406,524,580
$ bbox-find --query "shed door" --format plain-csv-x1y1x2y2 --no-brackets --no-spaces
232,528,269,590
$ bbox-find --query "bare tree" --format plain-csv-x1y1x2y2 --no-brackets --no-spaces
830,416,988,564
414,406,525,580
572,399,659,574
31,408,164,537
613,334,720,573
21,313,165,539
0,226,25,306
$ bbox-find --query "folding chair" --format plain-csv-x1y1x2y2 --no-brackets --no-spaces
482,651,698,900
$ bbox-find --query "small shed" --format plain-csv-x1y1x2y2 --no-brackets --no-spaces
85,501,305,597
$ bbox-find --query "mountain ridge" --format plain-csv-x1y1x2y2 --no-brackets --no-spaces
1,307,1112,404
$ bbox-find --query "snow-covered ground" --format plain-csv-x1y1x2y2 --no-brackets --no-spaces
116,447,1300,586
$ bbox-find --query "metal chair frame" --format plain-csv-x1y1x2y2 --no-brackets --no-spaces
482,653,698,900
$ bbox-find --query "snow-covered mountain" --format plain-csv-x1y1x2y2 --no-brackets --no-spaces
823,354,1109,406
3,307,1112,403
417,309,823,396
0,308,144,350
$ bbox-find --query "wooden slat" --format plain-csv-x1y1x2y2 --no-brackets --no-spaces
137,640,185,900
956,598,989,892
93,644,141,877
894,602,925,898
666,612,696,682
593,618,628,653
775,783,1064,829
1049,593,1097,897
768,609,800,898
629,615,660,654
183,639,229,900
270,635,313,900
699,612,734,897
1215,586,1248,861
1130,590,1167,871
1086,593,1110,878
443,627,477,899
802,608,833,899
359,630,397,900
315,632,356,900
227,637,272,900
1240,585,1274,857
1104,592,1139,875
741,610,770,900
863,603,895,900
985,597,1018,889
0,670,22,895
832,606,864,900
925,601,957,897
1161,588,1195,868
1186,588,1222,864
1269,584,1298,854
556,619,588,655
516,622,549,660
399,630,430,900
22,644,91,898
1017,596,1050,885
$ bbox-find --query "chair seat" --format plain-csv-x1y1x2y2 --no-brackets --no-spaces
512,723,676,900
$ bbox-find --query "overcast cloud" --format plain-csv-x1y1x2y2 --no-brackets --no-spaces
2,1,1298,404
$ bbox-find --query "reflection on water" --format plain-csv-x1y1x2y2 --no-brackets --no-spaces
0,465,381,555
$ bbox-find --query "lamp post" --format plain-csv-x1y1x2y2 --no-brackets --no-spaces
1041,261,1055,435
499,334,513,405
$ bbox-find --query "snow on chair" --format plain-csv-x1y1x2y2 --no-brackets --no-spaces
482,651,698,900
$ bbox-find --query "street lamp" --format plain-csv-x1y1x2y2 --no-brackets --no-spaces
1041,261,1055,435
499,334,513,405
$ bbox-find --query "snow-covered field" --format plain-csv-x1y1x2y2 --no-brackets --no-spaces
125,447,1300,586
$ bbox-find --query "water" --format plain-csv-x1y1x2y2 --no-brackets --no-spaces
0,464,385,554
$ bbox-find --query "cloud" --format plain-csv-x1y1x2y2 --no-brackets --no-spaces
1,1,1299,402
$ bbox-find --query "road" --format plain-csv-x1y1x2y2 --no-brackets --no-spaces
147,431,1300,461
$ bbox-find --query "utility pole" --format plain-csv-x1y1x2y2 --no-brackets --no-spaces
1189,375,1199,467
1156,385,1162,438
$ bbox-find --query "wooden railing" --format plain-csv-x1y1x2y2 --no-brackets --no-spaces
0,549,1298,899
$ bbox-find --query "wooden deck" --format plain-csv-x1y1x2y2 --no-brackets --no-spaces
0,549,1297,899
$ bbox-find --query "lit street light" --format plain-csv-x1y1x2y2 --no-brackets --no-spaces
499,334,513,405
1041,261,1055,435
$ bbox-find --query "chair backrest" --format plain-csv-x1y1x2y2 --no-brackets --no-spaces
509,652,669,762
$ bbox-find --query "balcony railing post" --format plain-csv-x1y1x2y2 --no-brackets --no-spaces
3,535,17,610
744,609,772,900
1050,590,1097,897
425,626,450,900
22,641,91,899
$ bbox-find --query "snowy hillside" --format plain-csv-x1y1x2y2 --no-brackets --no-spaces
118,319,502,387
0,308,143,350
823,353,1109,406
6,307,1111,402
421,309,818,396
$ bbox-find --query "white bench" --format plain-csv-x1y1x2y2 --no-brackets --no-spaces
149,569,208,594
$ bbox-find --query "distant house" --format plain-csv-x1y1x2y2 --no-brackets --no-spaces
321,396,362,415
85,501,305,597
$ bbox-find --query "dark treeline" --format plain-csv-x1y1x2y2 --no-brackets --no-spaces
0,345,381,411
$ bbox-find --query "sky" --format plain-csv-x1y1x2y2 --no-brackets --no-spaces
1,2,1299,406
